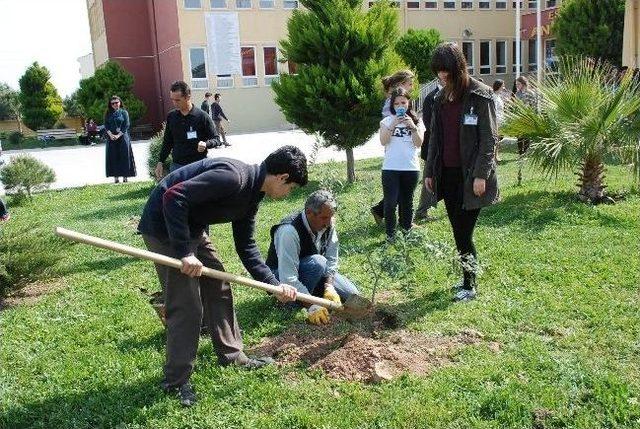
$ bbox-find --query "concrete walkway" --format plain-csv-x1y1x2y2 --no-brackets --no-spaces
0,130,384,194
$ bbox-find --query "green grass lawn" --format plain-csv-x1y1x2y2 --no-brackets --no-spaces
1,148,639,429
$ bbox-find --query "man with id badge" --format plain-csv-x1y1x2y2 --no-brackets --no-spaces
155,81,222,180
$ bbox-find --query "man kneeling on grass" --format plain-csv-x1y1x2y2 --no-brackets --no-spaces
266,190,360,325
137,145,307,407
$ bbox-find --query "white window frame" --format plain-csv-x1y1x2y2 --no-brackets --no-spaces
407,0,420,9
443,0,456,9
512,40,524,73
241,45,258,87
184,0,202,9
495,0,507,8
512,1,523,8
546,0,556,7
283,0,299,8
479,40,491,75
528,0,537,8
478,1,491,9
210,0,227,8
462,41,474,75
461,0,474,9
424,1,438,8
188,47,209,89
236,0,252,9
259,0,275,8
216,75,234,89
528,38,538,72
495,40,507,74
263,45,279,85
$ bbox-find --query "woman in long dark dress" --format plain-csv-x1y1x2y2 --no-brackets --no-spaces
105,96,136,183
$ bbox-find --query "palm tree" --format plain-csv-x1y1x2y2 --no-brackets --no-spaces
502,57,640,204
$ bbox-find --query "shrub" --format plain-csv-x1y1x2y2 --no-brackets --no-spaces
7,131,24,146
0,224,65,298
147,123,170,179
18,62,63,130
54,122,68,129
394,28,443,83
0,154,56,199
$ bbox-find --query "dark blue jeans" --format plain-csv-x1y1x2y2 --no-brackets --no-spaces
382,169,419,238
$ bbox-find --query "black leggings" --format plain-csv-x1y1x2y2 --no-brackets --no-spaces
441,167,481,289
382,170,419,238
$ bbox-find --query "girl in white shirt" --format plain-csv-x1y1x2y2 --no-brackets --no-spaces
379,87,424,240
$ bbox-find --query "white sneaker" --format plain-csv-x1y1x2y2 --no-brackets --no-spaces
450,279,464,292
453,288,476,302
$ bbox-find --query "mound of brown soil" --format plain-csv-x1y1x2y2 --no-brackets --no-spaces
250,320,498,383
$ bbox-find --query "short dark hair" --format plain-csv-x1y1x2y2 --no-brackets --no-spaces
492,79,505,92
516,76,528,86
264,145,308,187
170,80,191,97
214,93,221,100
204,92,212,97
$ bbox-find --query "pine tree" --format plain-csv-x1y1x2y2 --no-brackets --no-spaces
395,29,442,84
18,62,63,130
77,61,146,124
273,0,399,182
552,0,625,67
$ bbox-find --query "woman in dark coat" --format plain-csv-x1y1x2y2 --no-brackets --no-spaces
425,42,499,302
105,95,136,183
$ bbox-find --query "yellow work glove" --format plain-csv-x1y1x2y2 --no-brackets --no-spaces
306,304,330,325
323,285,342,305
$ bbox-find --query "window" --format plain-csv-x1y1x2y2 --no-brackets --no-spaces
283,0,298,8
528,0,537,8
495,40,507,74
217,75,233,88
443,1,456,8
263,46,278,85
407,1,420,8
479,1,490,8
259,0,274,7
512,40,523,72
424,1,437,7
545,39,557,71
461,0,473,8
241,46,258,86
480,41,491,75
189,47,208,89
528,38,538,72
546,0,556,7
236,0,251,8
184,0,202,8
210,0,226,7
512,1,523,8
495,0,506,8
462,41,474,74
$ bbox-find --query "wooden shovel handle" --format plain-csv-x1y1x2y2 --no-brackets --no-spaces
55,227,342,311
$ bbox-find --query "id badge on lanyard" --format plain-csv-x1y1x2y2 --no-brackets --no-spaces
464,107,478,126
186,126,197,140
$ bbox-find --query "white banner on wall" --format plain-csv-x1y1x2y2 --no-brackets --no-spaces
205,12,241,75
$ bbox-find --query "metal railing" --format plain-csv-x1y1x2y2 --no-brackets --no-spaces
413,78,439,113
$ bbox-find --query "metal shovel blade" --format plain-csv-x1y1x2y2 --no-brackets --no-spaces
339,294,373,320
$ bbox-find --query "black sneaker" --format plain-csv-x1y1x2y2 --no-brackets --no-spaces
165,382,196,407
370,207,383,226
232,354,275,370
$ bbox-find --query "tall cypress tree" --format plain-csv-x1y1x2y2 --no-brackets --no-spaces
273,0,399,182
18,62,63,130
552,0,625,67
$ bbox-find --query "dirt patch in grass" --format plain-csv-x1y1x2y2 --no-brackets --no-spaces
250,317,500,383
0,279,67,311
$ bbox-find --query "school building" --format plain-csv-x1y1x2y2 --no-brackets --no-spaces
86,0,562,133
623,0,640,69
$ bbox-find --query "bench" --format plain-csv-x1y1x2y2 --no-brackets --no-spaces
130,124,155,140
36,128,79,142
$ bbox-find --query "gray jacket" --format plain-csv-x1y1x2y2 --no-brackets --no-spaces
425,77,499,210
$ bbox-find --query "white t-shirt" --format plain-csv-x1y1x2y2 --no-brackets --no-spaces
380,115,423,171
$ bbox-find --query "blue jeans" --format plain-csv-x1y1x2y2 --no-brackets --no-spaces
271,254,359,307
170,162,185,173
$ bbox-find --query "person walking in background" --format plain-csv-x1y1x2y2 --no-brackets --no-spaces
200,92,212,116
371,70,415,225
414,79,442,223
425,42,499,302
0,198,9,222
104,96,136,183
492,79,505,161
155,81,221,180
211,93,230,147
514,76,536,155
379,87,424,241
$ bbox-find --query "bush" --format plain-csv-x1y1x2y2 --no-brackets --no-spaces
7,131,24,146
0,154,56,199
18,62,63,130
54,122,68,129
0,224,65,298
394,28,443,83
147,123,170,179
